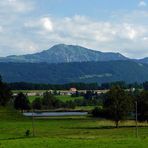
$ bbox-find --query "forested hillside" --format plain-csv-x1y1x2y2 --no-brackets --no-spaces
0,61,148,84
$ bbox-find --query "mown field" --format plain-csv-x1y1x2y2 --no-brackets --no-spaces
0,107,148,148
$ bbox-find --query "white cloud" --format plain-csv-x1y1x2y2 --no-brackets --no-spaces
119,23,145,40
40,17,53,32
138,1,147,7
0,26,3,32
0,0,34,13
25,17,53,31
1,13,148,58
23,15,148,58
143,37,148,40
1,1,148,58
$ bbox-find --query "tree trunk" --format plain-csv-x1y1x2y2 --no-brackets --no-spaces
115,120,119,128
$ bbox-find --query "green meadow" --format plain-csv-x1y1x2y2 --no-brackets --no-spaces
55,95,83,102
0,107,148,148
28,95,83,103
2,92,148,147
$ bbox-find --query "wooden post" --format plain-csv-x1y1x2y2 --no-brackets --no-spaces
32,108,35,137
135,101,138,138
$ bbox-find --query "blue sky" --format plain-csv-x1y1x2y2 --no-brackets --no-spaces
0,0,148,58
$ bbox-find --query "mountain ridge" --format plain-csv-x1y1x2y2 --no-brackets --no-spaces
0,44,129,63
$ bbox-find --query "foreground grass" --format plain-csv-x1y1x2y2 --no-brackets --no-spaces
0,107,148,147
0,137,148,148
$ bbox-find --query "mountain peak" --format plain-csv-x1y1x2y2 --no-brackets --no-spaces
0,44,128,63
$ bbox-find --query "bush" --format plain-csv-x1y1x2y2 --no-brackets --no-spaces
92,107,106,118
32,97,42,110
25,130,30,137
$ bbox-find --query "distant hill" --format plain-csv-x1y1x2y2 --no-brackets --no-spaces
139,57,148,64
0,44,128,63
0,61,148,84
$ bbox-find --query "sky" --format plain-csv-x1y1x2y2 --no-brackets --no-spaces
1,0,148,58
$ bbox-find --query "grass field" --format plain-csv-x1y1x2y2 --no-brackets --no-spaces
12,90,45,93
28,96,39,102
55,95,83,102
75,106,96,110
0,107,148,147
28,95,83,103
1,137,148,148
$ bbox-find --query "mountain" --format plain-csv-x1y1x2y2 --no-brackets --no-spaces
0,61,148,84
0,44,128,63
139,57,148,64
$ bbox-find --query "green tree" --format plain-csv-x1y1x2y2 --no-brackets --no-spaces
0,76,12,106
104,86,133,128
42,92,61,109
92,107,103,117
14,92,30,111
32,97,42,110
143,82,148,90
137,90,148,121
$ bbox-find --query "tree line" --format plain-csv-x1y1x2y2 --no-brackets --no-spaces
8,81,145,90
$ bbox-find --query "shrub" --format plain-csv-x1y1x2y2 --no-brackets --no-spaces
25,130,30,137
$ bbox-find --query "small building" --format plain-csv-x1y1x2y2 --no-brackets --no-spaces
69,88,77,94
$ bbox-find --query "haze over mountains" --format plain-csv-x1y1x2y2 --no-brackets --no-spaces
1,44,148,84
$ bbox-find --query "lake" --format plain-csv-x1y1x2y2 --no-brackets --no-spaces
23,112,88,117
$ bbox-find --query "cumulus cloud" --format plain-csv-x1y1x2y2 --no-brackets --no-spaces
25,17,53,33
0,0,36,56
2,13,148,58
138,1,147,7
1,0,148,58
0,0,34,14
0,26,3,32
40,17,53,32
21,14,148,58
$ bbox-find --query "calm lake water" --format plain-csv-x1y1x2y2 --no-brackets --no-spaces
23,112,88,117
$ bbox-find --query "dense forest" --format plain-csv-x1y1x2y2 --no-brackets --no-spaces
8,81,144,90
1,61,148,84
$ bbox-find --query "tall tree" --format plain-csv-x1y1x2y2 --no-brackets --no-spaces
104,86,133,128
137,90,148,121
14,92,30,111
32,97,42,110
143,81,148,91
0,76,12,106
42,91,59,109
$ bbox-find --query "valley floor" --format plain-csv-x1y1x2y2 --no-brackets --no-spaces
0,112,148,148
